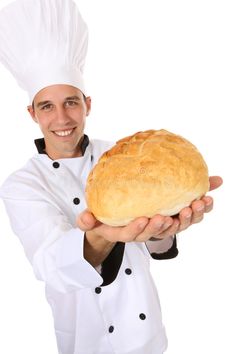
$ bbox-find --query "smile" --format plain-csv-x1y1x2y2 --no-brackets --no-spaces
53,129,74,137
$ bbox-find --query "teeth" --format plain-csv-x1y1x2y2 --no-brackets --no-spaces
54,129,73,137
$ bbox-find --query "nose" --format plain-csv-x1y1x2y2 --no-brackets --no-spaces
55,106,71,126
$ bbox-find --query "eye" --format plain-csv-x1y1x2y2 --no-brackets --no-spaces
65,100,79,107
41,103,53,111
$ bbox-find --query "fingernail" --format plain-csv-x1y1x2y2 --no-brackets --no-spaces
164,222,172,228
155,222,164,229
138,221,147,230
196,207,204,212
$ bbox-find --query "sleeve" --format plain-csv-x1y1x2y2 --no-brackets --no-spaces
0,182,106,293
145,235,179,260
2,196,106,293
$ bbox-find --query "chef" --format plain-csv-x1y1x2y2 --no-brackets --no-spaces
0,0,222,353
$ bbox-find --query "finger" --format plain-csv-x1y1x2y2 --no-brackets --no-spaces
191,200,205,223
191,199,205,213
178,207,192,231
77,209,99,231
134,215,173,242
154,218,180,239
121,217,149,242
178,206,192,219
99,217,150,243
144,215,173,235
192,214,204,224
201,196,213,213
209,176,223,191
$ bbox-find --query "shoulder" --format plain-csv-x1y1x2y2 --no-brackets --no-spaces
0,154,52,199
89,139,115,161
90,139,115,152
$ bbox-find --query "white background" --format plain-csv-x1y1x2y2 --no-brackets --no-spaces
0,0,235,353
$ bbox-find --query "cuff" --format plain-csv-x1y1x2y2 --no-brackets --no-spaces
150,236,178,260
33,228,103,292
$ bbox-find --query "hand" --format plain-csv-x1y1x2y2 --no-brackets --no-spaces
77,175,223,243
145,175,223,240
77,209,151,243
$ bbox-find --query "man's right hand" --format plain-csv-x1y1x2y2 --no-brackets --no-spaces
77,209,151,243
77,210,152,267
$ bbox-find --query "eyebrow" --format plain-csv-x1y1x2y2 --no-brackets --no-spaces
36,96,80,108
64,96,81,101
36,100,52,108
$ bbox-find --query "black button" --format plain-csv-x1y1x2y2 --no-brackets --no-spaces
95,287,102,294
52,162,60,169
109,326,114,333
139,313,146,320
125,268,132,275
73,197,80,205
91,155,94,162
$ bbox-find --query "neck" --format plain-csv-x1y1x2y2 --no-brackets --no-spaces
45,147,83,160
35,135,90,159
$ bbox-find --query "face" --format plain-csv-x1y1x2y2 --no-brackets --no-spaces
28,84,91,160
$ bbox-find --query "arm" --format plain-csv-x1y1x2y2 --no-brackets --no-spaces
78,176,223,255
1,197,105,292
0,173,107,293
84,231,115,268
1,175,222,294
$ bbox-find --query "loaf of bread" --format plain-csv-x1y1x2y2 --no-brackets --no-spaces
85,129,209,226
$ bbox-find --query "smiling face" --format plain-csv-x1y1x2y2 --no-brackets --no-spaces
28,84,91,160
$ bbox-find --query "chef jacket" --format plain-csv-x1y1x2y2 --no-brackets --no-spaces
0,135,178,354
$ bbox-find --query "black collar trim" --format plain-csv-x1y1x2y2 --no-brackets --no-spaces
34,134,90,157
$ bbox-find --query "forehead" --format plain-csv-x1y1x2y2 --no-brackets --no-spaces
34,84,83,103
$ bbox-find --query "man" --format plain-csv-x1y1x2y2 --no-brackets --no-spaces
0,0,222,353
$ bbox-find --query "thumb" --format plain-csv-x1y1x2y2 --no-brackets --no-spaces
209,176,223,191
77,209,98,231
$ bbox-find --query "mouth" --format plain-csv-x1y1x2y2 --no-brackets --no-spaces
53,128,75,137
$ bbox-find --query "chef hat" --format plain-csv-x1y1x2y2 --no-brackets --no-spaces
0,0,88,103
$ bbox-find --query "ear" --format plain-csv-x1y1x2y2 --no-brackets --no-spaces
85,96,91,116
27,105,38,123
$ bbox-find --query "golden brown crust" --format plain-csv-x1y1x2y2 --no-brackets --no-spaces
85,129,209,226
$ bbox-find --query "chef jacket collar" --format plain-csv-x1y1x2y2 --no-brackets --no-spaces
34,134,90,157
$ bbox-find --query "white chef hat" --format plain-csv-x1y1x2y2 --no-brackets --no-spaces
0,0,88,103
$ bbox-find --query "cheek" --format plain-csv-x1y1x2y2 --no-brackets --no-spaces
73,111,87,124
36,118,50,132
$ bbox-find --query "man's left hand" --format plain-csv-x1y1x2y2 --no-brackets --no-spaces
134,175,223,242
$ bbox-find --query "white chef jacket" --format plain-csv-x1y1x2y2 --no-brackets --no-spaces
0,136,178,354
